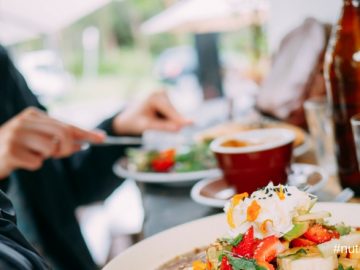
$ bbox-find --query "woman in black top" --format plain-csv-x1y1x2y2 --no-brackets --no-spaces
0,45,190,269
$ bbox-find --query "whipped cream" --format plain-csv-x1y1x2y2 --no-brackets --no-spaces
224,183,315,239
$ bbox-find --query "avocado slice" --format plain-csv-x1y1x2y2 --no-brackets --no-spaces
283,222,310,241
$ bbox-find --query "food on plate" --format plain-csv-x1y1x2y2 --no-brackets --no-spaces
126,142,216,173
195,122,306,149
265,123,305,148
195,122,253,143
158,248,206,270
221,139,256,148
161,183,359,270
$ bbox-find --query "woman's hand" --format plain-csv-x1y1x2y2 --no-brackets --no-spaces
0,107,104,179
113,91,192,135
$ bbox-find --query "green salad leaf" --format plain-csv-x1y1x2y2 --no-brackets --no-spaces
334,224,352,236
219,233,243,247
324,223,352,236
227,255,267,270
231,233,244,246
338,264,354,270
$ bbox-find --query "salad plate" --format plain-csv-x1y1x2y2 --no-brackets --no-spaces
190,163,328,208
104,202,360,270
113,158,221,183
113,143,221,183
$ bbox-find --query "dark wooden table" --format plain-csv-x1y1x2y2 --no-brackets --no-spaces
140,182,221,238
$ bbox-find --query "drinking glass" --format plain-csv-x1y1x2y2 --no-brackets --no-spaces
303,97,337,174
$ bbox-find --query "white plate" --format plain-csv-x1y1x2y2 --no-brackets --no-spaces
113,158,222,184
104,203,360,270
190,163,328,208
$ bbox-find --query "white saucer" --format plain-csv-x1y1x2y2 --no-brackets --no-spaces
190,163,328,208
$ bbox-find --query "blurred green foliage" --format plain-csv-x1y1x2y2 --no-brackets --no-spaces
12,0,268,79
59,0,189,77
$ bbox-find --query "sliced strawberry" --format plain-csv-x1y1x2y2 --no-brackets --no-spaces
151,149,176,172
151,158,174,172
220,256,232,270
303,224,335,244
254,236,285,263
290,238,316,247
232,226,257,258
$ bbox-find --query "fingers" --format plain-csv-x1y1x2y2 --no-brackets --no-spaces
52,125,104,158
23,113,105,156
21,118,76,157
2,142,44,172
70,125,105,144
18,132,56,159
147,120,182,132
0,107,105,176
11,148,44,171
151,92,192,127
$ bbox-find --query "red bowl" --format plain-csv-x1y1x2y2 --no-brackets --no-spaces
210,128,295,194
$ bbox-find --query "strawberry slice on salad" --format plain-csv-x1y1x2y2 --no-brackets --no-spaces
290,237,316,247
254,236,285,270
232,226,258,258
220,256,232,270
151,149,175,172
303,224,339,244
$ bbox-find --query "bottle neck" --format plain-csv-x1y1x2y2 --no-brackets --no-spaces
340,0,360,30
344,0,360,6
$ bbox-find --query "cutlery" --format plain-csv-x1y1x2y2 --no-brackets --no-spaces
81,136,142,146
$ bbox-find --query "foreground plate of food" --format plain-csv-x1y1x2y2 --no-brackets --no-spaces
190,163,328,208
104,184,360,270
113,143,221,183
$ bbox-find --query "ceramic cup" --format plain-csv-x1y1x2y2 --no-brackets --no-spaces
210,128,295,194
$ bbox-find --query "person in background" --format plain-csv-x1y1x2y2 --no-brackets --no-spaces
0,45,190,269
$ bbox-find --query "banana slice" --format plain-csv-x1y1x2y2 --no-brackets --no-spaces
278,255,337,270
277,247,337,270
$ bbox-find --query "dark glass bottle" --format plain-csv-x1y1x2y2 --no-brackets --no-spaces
324,0,360,194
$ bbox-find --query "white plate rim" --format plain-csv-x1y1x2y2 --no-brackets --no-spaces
190,163,329,208
104,203,360,270
190,177,228,208
113,158,222,183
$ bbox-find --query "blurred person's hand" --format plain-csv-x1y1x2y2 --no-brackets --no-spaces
113,91,192,135
0,107,105,179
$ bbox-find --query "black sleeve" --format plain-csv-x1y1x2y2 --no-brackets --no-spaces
0,45,44,193
0,190,49,270
0,179,10,193
63,116,139,206
0,45,44,123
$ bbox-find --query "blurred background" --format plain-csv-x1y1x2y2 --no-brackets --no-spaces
1,0,341,129
0,0,343,266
